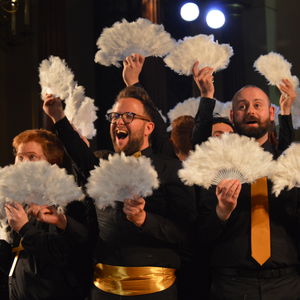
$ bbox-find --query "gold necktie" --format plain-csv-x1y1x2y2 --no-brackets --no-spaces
132,151,141,158
251,177,271,265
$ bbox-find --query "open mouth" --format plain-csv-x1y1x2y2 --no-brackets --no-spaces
116,129,128,139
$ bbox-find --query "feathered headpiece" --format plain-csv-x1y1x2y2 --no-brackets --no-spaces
253,52,299,88
164,34,233,76
86,153,159,209
178,133,274,189
0,161,83,210
39,56,98,138
94,18,176,67
270,143,300,196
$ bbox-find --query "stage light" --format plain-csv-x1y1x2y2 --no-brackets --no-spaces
180,2,200,22
206,9,226,29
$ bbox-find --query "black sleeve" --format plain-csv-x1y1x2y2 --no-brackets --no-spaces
278,114,295,154
196,187,227,245
192,97,216,146
53,117,99,179
0,240,13,274
141,163,197,246
18,216,89,265
134,82,177,158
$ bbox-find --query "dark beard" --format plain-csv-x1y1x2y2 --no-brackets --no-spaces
234,118,271,139
112,135,144,156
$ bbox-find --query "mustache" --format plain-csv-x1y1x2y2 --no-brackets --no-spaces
243,116,260,123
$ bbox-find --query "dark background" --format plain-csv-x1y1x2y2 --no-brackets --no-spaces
0,0,299,166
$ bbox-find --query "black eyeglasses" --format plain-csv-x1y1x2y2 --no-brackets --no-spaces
105,112,150,124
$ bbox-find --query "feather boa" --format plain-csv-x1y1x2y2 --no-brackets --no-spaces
271,143,300,196
86,153,159,209
40,56,98,138
0,161,83,210
94,18,176,67
178,133,274,189
164,34,233,76
254,52,299,88
39,55,76,99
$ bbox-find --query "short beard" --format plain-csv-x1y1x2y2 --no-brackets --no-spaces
234,119,271,140
112,134,144,156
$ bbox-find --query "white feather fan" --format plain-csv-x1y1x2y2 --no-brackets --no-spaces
254,52,299,88
86,153,159,209
270,143,300,196
178,133,274,189
0,161,83,209
39,56,98,139
0,219,12,243
65,85,98,139
164,34,233,76
94,18,176,67
39,55,76,99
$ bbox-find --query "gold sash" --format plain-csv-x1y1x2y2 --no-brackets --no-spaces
93,263,176,296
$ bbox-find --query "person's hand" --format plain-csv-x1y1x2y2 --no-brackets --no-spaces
215,179,241,221
278,79,296,115
42,94,65,123
123,196,146,227
122,54,145,86
28,204,67,230
5,202,29,232
192,62,215,98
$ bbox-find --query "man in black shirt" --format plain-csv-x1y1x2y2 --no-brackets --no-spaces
43,86,196,300
198,85,300,300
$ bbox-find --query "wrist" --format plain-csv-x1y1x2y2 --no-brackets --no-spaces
56,214,67,230
216,205,231,221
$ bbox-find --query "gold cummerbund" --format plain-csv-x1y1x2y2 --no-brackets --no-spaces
93,263,176,296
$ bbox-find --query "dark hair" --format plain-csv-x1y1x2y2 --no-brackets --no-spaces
212,116,234,130
115,86,157,121
13,129,64,167
170,115,195,156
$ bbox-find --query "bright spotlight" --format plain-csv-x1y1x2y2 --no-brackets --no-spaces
180,2,200,22
206,9,226,29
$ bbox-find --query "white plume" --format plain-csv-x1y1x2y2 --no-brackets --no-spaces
39,55,76,99
86,153,159,209
164,34,233,76
291,88,300,129
213,100,232,119
65,85,98,139
270,143,300,196
178,133,274,189
158,110,167,123
39,56,98,139
0,161,83,210
254,52,299,88
95,18,176,67
0,219,12,243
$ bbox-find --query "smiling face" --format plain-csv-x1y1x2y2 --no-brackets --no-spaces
110,97,155,155
15,141,47,164
231,86,275,144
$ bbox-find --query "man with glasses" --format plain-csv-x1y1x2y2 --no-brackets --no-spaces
43,86,196,300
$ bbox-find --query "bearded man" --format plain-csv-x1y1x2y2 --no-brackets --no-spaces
43,86,196,300
198,85,300,300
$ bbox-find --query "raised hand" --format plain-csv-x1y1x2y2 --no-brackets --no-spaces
123,196,146,227
122,53,145,86
278,79,296,115
215,179,241,221
42,94,65,123
192,62,215,99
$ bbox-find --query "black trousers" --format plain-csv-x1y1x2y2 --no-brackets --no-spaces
210,272,300,300
89,284,177,300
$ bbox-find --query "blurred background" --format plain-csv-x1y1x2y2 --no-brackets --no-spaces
0,0,299,166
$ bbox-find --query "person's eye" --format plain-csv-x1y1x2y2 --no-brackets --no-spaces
29,154,37,161
238,104,246,110
254,103,261,109
17,155,23,161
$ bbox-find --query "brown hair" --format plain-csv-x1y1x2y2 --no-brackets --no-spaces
170,115,195,157
13,129,64,167
115,86,157,121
